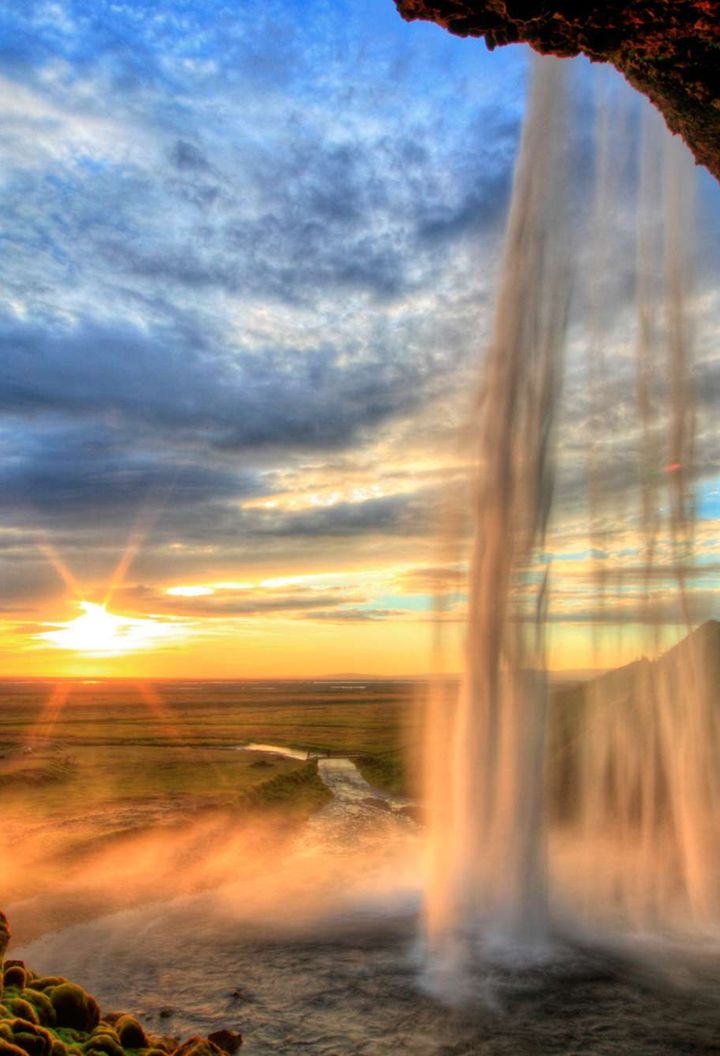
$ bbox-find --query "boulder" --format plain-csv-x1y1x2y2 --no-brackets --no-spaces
207,1030,242,1055
6,1020,53,1056
18,994,54,1030
48,986,99,1034
1,976,24,1001
83,1031,123,1056
0,1040,27,1056
4,1003,37,1027
114,1016,147,1050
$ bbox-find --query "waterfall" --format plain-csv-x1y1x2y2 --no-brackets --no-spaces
422,57,570,995
422,54,715,1000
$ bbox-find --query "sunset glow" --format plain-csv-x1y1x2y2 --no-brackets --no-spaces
0,0,717,684
38,602,182,657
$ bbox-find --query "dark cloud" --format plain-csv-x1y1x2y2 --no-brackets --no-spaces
0,428,260,522
171,140,210,173
0,0,525,587
242,494,422,539
0,0,716,635
416,172,511,248
0,313,450,456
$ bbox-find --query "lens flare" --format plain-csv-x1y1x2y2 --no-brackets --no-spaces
38,601,181,657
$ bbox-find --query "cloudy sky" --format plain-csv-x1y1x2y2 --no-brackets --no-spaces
1,0,719,677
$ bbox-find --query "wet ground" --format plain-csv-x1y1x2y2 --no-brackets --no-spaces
14,755,720,1055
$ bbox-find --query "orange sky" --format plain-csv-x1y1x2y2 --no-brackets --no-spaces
1,8,718,682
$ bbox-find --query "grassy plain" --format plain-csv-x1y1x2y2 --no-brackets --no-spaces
0,677,421,914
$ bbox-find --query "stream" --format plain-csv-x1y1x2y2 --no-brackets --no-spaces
13,750,720,1055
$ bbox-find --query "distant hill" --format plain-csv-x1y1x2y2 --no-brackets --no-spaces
548,620,720,820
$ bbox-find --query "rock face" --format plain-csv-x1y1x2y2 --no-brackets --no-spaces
393,0,720,181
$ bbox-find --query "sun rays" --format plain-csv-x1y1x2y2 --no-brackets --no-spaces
33,505,187,660
38,600,180,657
20,514,193,746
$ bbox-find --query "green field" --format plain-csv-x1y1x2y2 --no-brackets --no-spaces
0,678,422,914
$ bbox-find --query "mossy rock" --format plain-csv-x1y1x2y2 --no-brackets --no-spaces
49,987,99,1034
0,1026,13,1043
9,1031,50,1056
0,1040,27,1056
29,983,65,996
88,1029,120,1046
114,1018,146,1050
5,1001,39,1026
3,971,26,993
6,1021,53,1056
83,1034,123,1056
20,992,55,1029
52,1031,83,1049
50,1042,67,1056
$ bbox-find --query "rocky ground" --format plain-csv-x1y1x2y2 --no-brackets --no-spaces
0,912,242,1056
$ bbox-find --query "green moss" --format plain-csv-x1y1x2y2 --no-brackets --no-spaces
49,988,99,1034
9,1023,53,1056
21,993,55,1029
83,1034,123,1056
0,944,241,1056
52,1031,83,1047
87,1029,120,1046
5,1002,38,1026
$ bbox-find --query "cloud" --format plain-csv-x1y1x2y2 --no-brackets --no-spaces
395,564,467,593
240,493,425,538
0,0,526,600
546,589,720,626
0,424,261,524
118,583,365,619
0,311,459,459
0,0,718,656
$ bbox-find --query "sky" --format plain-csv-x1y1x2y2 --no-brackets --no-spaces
1,0,719,678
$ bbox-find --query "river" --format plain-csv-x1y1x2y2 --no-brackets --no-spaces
13,751,720,1055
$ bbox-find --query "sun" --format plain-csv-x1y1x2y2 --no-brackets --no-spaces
39,601,180,657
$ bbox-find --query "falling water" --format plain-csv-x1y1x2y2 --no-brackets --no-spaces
422,56,570,993
422,55,718,998
555,106,720,934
